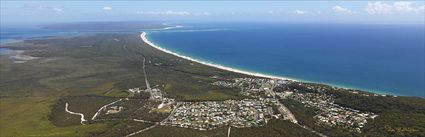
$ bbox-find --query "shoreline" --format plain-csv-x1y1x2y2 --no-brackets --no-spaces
162,25,184,30
140,32,293,81
0,39,24,45
140,31,408,97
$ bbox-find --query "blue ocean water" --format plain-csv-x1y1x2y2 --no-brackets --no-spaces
1,25,60,44
148,22,425,98
1,24,66,55
1,23,97,55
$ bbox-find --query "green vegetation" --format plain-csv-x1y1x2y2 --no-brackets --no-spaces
93,121,155,137
281,99,358,137
0,33,244,136
330,91,425,136
231,120,318,137
141,125,228,137
1,32,424,137
282,82,425,137
0,97,106,137
50,95,120,127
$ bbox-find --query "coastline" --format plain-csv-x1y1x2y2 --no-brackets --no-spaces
141,31,293,81
162,25,184,30
140,31,408,97
0,39,24,46
1,29,404,97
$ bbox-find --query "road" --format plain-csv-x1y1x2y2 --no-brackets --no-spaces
125,123,159,137
227,126,231,137
297,124,327,137
162,102,181,123
133,119,154,123
65,102,87,125
269,83,326,137
142,57,151,91
91,99,123,120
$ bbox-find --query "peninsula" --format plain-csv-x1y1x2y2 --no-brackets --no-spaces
1,28,424,137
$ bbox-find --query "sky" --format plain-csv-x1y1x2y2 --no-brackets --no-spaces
1,1,425,24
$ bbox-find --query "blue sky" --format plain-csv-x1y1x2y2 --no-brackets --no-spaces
1,1,424,24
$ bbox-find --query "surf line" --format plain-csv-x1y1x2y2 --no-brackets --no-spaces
140,32,293,81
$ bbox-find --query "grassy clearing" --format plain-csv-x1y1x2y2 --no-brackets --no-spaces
49,95,120,127
0,97,107,137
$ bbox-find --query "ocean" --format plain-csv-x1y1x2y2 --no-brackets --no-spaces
1,25,66,44
147,22,425,98
1,22,424,98
0,23,120,54
1,24,67,55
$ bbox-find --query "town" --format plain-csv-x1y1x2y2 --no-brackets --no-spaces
213,77,378,132
92,76,379,136
82,57,378,136
161,99,272,130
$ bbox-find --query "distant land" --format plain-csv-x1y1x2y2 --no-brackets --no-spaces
40,21,167,31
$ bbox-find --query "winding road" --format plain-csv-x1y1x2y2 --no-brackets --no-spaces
65,102,87,125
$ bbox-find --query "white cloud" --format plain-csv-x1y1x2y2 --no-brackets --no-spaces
28,5,63,14
332,6,354,14
366,2,392,14
102,6,112,11
136,10,210,16
193,12,211,16
52,8,62,12
419,5,425,13
366,1,425,15
295,10,306,15
393,2,415,12
293,10,321,15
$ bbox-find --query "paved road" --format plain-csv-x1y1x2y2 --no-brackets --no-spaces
142,57,151,91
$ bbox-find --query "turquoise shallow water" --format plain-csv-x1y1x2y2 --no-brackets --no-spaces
148,22,425,98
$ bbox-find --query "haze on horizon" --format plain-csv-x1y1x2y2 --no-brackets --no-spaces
1,1,425,25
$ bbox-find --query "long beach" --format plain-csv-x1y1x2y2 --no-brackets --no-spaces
140,31,293,81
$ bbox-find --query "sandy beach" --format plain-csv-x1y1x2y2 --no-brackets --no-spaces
162,25,184,30
140,31,293,81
